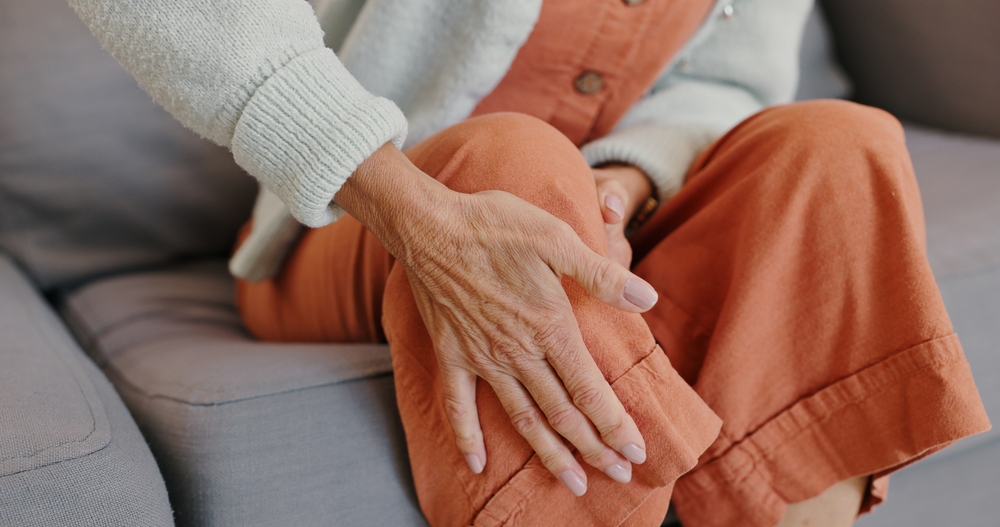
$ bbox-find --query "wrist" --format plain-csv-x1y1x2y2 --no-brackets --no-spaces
593,164,653,218
334,142,453,263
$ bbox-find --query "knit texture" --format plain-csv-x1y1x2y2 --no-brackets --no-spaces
231,47,407,227
582,0,812,201
69,0,811,278
69,0,408,228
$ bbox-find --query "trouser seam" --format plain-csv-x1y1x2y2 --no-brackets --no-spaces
688,333,963,492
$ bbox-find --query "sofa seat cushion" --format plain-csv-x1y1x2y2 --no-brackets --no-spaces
0,253,173,526
909,125,1000,277
60,261,427,527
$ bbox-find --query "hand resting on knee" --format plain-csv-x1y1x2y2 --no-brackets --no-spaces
335,142,661,496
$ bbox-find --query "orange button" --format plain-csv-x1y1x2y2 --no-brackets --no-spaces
574,71,605,94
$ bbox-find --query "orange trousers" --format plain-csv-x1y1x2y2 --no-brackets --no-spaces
236,101,990,527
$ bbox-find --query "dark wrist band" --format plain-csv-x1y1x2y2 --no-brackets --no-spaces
626,195,660,236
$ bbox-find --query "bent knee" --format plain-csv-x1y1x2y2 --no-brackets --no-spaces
410,112,596,197
748,101,915,196
756,100,905,154
457,112,588,172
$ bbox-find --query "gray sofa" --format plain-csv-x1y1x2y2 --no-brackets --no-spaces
0,0,996,526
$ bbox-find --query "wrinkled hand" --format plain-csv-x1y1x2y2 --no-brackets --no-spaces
592,165,654,267
336,145,659,496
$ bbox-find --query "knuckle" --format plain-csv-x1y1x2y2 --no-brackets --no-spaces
546,404,581,434
577,441,612,467
571,385,608,414
536,324,574,358
488,340,522,366
595,410,626,439
553,220,576,240
510,407,545,437
454,429,482,449
468,350,499,372
551,223,580,254
536,449,567,473
591,258,618,291
443,394,471,423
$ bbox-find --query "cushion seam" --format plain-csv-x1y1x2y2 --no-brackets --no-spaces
99,360,394,407
0,259,109,468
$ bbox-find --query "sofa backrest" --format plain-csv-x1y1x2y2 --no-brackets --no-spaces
0,0,257,291
819,0,1000,138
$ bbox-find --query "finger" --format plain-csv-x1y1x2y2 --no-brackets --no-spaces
544,225,658,312
441,365,487,474
514,350,634,483
488,374,590,496
534,316,647,466
595,180,628,224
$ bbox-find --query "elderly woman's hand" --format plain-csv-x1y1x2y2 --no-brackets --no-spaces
335,144,658,496
592,164,655,267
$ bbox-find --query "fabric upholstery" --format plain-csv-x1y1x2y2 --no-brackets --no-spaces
0,253,173,527
819,0,1000,138
0,0,256,291
60,261,427,527
907,125,1000,278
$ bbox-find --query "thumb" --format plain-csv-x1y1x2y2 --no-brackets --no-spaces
546,228,658,313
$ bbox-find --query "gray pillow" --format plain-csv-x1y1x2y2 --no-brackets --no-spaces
819,0,1000,138
0,0,256,291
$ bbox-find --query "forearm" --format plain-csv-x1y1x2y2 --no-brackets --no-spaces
70,0,408,228
69,0,327,145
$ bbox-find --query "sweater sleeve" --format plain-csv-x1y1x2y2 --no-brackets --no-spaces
581,0,813,202
68,0,408,228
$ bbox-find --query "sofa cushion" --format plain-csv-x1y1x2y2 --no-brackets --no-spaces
908,125,1000,278
0,0,256,291
0,253,173,526
819,0,1000,138
60,261,427,527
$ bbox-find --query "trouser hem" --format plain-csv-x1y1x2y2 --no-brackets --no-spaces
672,333,991,527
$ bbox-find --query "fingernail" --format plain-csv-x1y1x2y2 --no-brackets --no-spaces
604,462,632,484
605,193,625,220
559,470,587,497
623,278,658,310
465,453,484,474
621,444,647,464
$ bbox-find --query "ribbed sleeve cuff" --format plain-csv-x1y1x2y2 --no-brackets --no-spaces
231,47,408,228
581,124,721,202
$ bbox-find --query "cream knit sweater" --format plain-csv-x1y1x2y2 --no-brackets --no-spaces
69,0,813,279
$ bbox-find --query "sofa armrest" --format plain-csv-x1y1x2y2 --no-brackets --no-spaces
0,253,174,526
